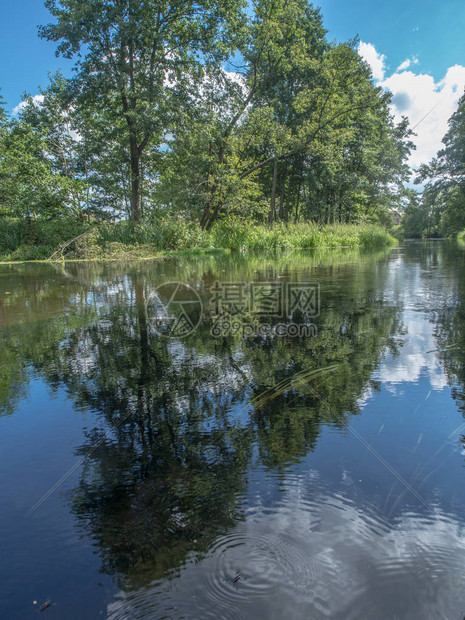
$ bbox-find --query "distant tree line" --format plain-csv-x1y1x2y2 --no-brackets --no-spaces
0,0,414,229
404,91,465,238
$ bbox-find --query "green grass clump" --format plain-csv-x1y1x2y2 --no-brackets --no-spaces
210,221,395,251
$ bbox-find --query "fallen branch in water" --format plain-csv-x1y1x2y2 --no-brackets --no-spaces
47,228,96,262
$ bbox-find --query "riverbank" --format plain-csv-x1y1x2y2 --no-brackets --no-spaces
0,219,396,262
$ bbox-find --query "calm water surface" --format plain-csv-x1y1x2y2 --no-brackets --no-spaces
2,241,465,619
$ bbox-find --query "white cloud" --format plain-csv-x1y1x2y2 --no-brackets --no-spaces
382,65,465,169
12,94,44,116
397,57,419,72
358,41,386,81
397,59,411,72
358,41,465,170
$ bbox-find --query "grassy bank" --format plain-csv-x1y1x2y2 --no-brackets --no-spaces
0,218,396,262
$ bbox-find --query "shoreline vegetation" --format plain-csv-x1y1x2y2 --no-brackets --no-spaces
0,1,417,251
0,0,463,253
0,219,396,263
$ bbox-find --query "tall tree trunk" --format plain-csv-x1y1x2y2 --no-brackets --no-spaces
205,199,223,232
129,133,141,222
279,162,288,221
201,182,218,229
292,164,302,224
268,158,278,224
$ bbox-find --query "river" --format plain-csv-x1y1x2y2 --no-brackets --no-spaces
1,241,465,618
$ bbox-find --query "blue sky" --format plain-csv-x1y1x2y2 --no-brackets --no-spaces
318,0,465,82
1,1,73,110
1,0,465,168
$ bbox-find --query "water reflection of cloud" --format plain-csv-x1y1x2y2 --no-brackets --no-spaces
376,310,447,393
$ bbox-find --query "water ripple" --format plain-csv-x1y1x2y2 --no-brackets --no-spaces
107,488,465,620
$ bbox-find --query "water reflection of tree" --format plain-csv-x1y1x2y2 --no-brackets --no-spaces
429,243,465,415
0,252,401,586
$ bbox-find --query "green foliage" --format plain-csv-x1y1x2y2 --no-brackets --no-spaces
357,225,397,248
0,121,76,218
391,224,404,240
0,78,90,220
8,245,57,261
415,90,465,236
402,204,427,238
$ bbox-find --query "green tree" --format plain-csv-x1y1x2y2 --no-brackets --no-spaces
19,73,90,218
40,0,245,221
416,90,465,235
156,14,412,230
0,117,75,218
